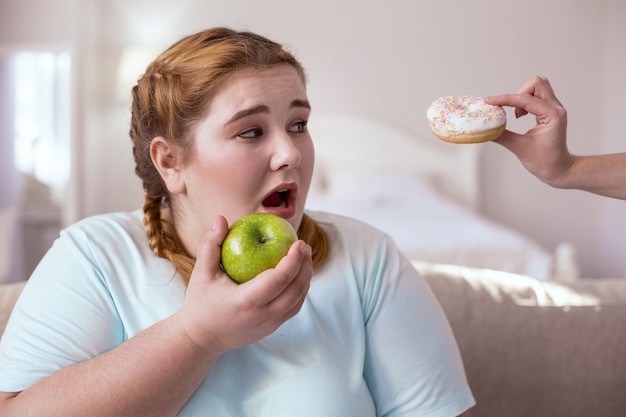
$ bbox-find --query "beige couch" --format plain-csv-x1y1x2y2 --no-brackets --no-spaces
1,264,625,417
414,262,626,417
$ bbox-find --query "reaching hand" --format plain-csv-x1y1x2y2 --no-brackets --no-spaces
486,76,626,199
486,75,574,186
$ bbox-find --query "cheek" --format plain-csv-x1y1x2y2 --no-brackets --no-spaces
300,141,315,188
208,154,262,192
188,156,262,225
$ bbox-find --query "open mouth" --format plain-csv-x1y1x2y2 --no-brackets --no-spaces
262,189,291,208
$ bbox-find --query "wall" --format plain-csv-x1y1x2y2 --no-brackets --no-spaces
598,0,626,277
1,0,625,278
0,0,85,226
480,0,626,278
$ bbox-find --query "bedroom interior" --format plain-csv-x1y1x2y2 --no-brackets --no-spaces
0,0,626,280
1,1,625,415
1,0,625,282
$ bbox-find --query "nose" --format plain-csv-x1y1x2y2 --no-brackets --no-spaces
269,132,302,171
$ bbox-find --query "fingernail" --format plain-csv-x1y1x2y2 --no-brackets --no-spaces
302,243,312,256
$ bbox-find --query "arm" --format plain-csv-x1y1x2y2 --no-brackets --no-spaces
361,238,475,416
0,216,313,417
550,153,626,199
0,314,220,417
486,76,626,200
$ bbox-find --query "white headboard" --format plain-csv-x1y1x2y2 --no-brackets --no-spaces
308,113,483,211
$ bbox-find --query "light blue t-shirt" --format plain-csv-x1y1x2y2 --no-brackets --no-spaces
0,210,474,416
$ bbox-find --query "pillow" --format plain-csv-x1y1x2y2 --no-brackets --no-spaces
310,165,438,207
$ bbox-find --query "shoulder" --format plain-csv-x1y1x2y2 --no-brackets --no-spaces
44,210,168,284
306,209,414,290
306,209,403,265
65,210,144,239
59,210,148,255
26,209,180,324
306,209,390,243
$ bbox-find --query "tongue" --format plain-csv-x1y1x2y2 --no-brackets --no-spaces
263,192,282,207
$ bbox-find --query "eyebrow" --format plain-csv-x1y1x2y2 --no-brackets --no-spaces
292,99,311,110
225,99,311,125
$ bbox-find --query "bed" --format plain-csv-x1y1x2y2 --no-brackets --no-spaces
306,113,579,280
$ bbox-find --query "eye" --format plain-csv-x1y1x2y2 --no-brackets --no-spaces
238,127,263,139
289,119,308,133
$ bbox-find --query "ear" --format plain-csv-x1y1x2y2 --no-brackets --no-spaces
150,136,186,195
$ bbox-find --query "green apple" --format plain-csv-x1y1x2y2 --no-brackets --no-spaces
221,213,298,284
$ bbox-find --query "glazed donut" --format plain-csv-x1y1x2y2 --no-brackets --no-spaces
426,96,506,144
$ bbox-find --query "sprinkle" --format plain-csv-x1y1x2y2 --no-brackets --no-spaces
426,95,506,134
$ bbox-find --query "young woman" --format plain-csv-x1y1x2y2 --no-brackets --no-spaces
0,28,474,416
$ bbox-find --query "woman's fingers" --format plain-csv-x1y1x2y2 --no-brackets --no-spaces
487,75,565,121
180,219,313,353
242,240,313,308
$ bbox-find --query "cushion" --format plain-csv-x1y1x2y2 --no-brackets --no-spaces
414,261,626,417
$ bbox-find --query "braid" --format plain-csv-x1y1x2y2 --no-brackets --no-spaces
142,192,195,283
131,54,197,283
299,213,330,270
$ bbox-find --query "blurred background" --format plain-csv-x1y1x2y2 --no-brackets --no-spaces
0,0,624,281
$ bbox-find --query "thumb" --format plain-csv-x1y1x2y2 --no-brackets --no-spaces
492,130,527,155
193,215,230,281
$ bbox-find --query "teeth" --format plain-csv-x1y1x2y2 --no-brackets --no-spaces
276,189,288,208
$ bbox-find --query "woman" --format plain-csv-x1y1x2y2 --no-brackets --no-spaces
0,28,474,416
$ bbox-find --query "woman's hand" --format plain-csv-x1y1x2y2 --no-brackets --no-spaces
486,75,574,187
175,215,313,355
487,76,626,199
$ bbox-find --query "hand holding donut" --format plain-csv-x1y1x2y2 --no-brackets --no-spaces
485,76,626,199
427,76,626,199
484,76,573,187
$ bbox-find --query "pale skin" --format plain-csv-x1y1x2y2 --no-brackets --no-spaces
0,64,472,417
486,75,626,200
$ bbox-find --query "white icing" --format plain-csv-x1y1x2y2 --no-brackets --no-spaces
426,96,506,136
